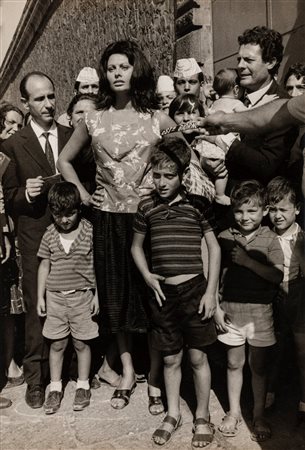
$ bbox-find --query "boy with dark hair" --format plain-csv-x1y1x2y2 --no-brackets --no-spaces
132,136,220,448
37,182,99,414
267,176,305,424
216,180,283,442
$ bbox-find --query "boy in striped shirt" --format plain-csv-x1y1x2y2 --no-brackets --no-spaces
37,182,99,414
132,136,220,448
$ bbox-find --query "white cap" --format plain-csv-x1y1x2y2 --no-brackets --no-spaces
76,67,99,84
156,75,175,93
174,58,202,78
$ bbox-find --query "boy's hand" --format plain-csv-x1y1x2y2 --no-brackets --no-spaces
199,292,216,321
214,305,230,333
90,293,100,316
231,245,250,267
144,273,166,307
37,297,46,317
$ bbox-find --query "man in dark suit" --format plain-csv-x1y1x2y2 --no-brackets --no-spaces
1,72,73,408
202,26,298,188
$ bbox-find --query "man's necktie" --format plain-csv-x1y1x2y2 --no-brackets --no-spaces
42,132,56,174
243,94,251,108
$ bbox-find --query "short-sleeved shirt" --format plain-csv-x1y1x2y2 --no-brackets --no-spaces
218,225,284,304
37,218,95,291
133,192,215,277
287,94,305,124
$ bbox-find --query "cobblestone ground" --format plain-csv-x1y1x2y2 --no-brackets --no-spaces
1,365,305,450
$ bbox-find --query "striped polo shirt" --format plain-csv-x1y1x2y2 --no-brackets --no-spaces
37,218,95,292
133,192,215,277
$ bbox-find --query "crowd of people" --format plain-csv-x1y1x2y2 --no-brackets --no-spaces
0,24,304,448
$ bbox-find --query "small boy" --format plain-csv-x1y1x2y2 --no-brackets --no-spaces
215,180,283,442
37,182,99,414
267,177,305,424
196,68,247,206
131,136,220,448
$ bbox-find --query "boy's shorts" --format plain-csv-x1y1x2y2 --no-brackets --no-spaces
43,289,99,341
274,278,305,335
217,301,276,348
149,274,217,355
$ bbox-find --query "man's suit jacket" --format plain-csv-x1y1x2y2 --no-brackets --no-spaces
225,80,299,187
1,123,73,254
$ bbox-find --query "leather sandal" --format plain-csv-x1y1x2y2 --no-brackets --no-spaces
148,395,165,415
152,414,182,446
110,382,136,409
218,412,242,437
192,417,214,448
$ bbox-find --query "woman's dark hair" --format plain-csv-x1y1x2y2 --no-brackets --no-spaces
66,93,98,118
97,40,158,113
168,94,205,121
0,103,24,133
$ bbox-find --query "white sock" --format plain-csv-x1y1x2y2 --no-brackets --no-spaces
298,401,305,412
76,379,89,390
50,380,62,392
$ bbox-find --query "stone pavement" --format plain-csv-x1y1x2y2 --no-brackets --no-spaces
1,373,305,450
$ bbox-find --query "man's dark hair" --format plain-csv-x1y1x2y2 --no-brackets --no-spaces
238,26,283,76
48,182,81,216
20,71,55,100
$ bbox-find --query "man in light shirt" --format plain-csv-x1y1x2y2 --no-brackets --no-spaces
1,72,72,409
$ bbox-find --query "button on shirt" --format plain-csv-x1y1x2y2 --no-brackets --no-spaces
30,120,59,170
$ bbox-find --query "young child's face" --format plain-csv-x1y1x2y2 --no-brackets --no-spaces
232,200,267,235
174,108,200,134
157,91,176,113
52,209,79,233
152,165,181,200
268,195,300,235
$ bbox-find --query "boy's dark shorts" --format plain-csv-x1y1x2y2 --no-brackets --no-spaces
149,274,217,355
274,278,305,334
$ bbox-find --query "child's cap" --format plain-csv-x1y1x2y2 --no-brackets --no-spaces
174,58,202,78
76,67,99,84
156,75,175,93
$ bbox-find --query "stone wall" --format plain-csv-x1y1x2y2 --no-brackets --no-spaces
3,0,175,115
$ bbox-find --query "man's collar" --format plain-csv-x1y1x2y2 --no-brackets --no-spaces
246,80,273,106
30,120,57,138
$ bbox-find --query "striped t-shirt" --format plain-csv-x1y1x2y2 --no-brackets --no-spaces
37,218,95,292
133,192,215,277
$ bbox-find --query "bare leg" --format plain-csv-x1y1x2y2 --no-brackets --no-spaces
219,345,245,435
73,338,91,381
97,338,121,385
249,345,271,441
153,350,183,445
49,338,69,382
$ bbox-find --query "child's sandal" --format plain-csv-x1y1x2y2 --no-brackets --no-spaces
191,418,214,448
218,412,242,437
152,414,182,446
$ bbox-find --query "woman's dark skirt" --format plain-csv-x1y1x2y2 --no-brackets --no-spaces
93,210,150,334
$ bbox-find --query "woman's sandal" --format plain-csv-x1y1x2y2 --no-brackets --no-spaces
191,418,215,448
152,414,182,446
250,417,271,442
148,395,165,416
218,412,242,437
110,382,136,409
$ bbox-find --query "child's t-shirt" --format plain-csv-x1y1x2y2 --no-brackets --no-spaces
37,218,95,292
219,225,284,304
133,192,216,277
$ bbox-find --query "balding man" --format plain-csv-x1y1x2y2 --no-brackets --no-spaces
1,72,72,408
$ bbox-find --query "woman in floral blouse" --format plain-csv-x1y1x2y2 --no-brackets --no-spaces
58,40,180,410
